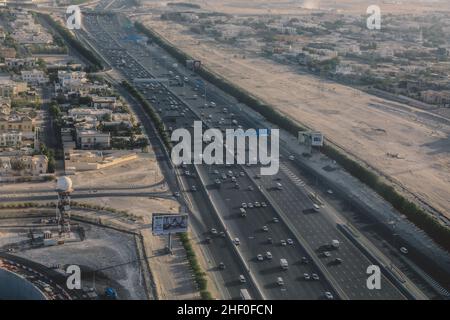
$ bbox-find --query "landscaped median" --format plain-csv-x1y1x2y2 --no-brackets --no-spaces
134,21,450,252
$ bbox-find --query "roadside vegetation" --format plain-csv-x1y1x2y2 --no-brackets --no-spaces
35,12,103,72
135,22,450,252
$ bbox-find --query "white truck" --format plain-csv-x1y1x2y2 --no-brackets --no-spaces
280,258,288,270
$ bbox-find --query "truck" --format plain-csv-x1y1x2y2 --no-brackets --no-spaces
280,258,288,270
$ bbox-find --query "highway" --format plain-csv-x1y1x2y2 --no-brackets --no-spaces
77,6,414,299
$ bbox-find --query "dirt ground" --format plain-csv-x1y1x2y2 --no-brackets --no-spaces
140,0,450,15
135,6,450,219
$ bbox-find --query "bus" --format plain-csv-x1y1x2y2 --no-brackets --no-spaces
240,289,252,300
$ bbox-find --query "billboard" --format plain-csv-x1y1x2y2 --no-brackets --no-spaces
298,131,324,147
310,132,324,147
152,213,188,235
186,59,202,71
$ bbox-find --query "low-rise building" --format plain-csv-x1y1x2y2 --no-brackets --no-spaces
76,129,110,149
0,154,48,177
91,95,117,109
0,115,34,138
0,131,22,148
0,47,17,59
0,77,28,97
21,69,48,84
5,57,37,68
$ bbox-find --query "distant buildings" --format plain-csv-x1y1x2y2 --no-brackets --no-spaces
420,90,450,107
0,77,28,97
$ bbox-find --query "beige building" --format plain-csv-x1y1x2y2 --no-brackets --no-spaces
0,78,28,97
0,115,34,138
0,131,22,148
0,155,48,177
0,47,16,59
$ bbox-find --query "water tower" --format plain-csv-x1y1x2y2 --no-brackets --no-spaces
55,176,73,236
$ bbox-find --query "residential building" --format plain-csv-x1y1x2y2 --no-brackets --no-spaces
76,129,110,149
91,95,117,109
21,69,48,84
0,131,22,148
0,77,28,97
0,115,34,138
0,47,17,59
0,154,48,177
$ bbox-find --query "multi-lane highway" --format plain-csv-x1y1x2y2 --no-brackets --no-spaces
76,6,418,299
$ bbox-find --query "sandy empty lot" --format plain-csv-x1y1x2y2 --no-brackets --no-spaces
136,8,450,219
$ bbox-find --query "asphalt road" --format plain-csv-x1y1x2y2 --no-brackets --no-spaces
79,11,409,300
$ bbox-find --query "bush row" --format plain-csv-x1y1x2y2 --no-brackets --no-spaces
135,22,450,252
179,233,212,299
36,13,103,71
121,81,172,149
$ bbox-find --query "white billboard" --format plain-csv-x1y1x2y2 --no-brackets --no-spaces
152,213,188,235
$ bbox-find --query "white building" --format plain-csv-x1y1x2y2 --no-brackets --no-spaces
21,69,48,84
0,131,22,148
76,129,110,150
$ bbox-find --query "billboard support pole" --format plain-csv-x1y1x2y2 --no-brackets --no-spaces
168,233,173,254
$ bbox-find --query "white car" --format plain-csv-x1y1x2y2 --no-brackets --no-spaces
280,240,287,246
254,202,261,208
325,292,334,300
211,228,217,235
266,251,272,259
287,239,294,245
304,273,310,280
277,277,284,286
248,203,254,208
323,251,331,257
241,203,247,208
400,247,408,254
257,254,264,261
262,225,269,232
234,238,240,245
261,202,268,207
312,273,320,281
289,155,295,161
273,217,279,223
239,275,246,283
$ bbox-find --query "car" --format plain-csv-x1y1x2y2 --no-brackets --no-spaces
323,251,331,257
234,238,240,245
333,258,343,264
327,189,334,195
235,183,240,189
289,155,295,161
255,174,261,179
173,191,180,197
254,202,261,208
272,217,279,223
184,170,190,176
301,256,309,264
191,185,197,191
205,237,212,244
287,239,294,245
267,237,273,244
241,203,247,208
239,172,245,177
262,225,269,232
248,202,254,208
211,228,218,235
325,292,334,300
312,273,320,281
213,170,219,175
261,202,268,207
266,252,273,259
400,247,408,254
239,275,246,283
231,176,237,182
219,262,226,270
277,277,284,286
280,240,287,246
219,232,226,238
303,273,310,280
247,186,254,191
257,254,264,261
